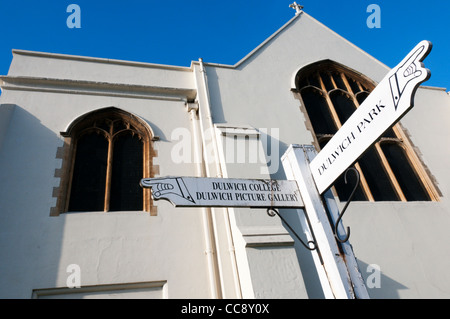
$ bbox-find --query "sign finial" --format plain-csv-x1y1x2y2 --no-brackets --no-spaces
289,2,304,15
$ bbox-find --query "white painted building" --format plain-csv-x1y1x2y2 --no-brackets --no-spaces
1,9,449,299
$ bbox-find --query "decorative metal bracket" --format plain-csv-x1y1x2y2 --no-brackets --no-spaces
333,167,360,243
267,208,317,251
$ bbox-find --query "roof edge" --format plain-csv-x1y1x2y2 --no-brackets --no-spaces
299,12,391,72
11,49,193,72
198,12,303,69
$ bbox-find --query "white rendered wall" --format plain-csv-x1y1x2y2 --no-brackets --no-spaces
0,53,221,298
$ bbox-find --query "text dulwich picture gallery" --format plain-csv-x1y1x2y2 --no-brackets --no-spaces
140,177,303,208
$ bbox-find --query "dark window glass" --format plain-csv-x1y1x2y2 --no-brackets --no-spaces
358,146,399,201
346,76,361,94
297,77,308,89
381,143,430,201
301,88,337,135
69,133,108,211
113,120,128,134
96,119,111,133
308,73,321,88
331,72,346,90
320,71,334,91
330,91,357,125
356,91,369,105
110,133,144,211
382,128,397,138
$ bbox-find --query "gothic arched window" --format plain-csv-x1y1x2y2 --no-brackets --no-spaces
295,61,438,202
53,107,156,214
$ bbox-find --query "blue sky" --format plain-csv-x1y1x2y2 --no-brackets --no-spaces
0,1,448,90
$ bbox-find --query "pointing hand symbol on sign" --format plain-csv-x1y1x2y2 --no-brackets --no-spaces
389,40,432,110
140,177,195,204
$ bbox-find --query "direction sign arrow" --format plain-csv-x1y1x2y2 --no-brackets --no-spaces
310,40,432,194
140,177,304,208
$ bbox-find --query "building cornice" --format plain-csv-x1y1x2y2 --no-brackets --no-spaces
0,75,196,101
12,49,193,73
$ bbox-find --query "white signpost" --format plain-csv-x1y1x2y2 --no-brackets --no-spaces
310,40,432,194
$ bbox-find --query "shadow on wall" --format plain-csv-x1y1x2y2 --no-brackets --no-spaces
202,66,226,125
357,260,408,299
277,208,407,299
0,104,66,298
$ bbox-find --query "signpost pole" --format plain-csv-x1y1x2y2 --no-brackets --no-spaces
282,144,369,299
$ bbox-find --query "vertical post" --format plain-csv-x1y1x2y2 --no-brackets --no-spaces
282,144,368,299
188,102,222,299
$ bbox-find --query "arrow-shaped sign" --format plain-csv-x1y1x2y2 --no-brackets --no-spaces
141,177,304,208
310,40,432,194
